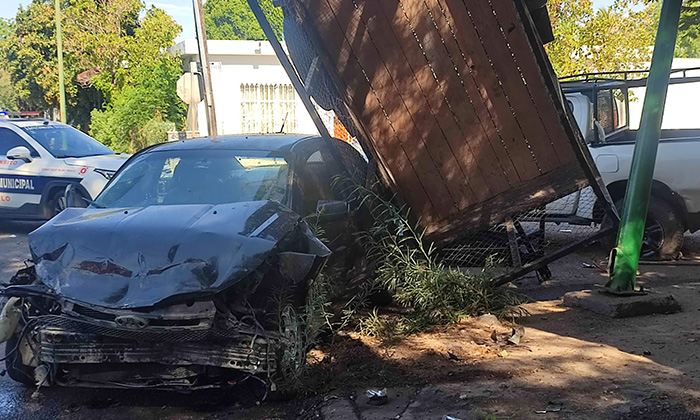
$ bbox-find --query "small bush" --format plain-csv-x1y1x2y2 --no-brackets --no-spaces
339,179,527,340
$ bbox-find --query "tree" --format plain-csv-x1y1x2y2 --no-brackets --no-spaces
3,1,68,115
1,0,185,143
90,56,185,152
203,0,283,40
63,0,181,101
0,18,17,111
676,0,700,57
546,0,657,76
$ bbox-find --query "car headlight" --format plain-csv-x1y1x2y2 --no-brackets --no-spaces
94,169,116,180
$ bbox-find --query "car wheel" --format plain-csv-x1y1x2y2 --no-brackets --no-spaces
276,304,305,382
4,334,35,386
49,190,67,217
601,197,684,260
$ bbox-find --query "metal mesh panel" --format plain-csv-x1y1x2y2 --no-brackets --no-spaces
438,185,610,282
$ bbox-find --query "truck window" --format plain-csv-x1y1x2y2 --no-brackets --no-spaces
613,89,627,130
596,89,627,134
597,90,613,134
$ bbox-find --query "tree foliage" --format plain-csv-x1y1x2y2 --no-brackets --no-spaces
90,58,184,152
0,18,16,111
1,0,185,149
546,0,657,76
676,0,700,57
63,0,181,100
203,0,283,40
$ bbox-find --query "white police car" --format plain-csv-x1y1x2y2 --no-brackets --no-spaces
0,118,128,219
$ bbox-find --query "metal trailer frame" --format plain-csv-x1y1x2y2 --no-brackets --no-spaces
247,0,619,285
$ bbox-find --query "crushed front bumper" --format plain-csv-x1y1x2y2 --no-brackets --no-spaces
21,315,279,389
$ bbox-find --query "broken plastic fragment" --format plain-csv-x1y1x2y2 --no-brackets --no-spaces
366,388,388,405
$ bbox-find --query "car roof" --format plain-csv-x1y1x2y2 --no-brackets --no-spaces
0,119,65,128
143,134,323,154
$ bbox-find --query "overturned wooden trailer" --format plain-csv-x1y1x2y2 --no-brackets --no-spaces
251,0,617,280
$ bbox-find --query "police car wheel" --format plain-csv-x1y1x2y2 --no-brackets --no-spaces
50,191,67,217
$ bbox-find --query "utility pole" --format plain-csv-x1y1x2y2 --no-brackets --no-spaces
607,0,682,294
192,0,217,137
54,0,67,123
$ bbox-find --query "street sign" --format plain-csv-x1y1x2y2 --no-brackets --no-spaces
177,72,203,105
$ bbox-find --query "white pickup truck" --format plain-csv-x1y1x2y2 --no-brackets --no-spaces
547,73,700,260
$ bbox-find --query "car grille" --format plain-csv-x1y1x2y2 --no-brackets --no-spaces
72,304,116,321
25,315,276,343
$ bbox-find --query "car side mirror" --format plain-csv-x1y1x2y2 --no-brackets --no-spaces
315,200,349,220
6,146,32,162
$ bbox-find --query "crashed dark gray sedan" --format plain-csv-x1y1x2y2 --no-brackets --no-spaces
0,134,367,390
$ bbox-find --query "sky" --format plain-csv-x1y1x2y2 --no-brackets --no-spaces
0,0,618,42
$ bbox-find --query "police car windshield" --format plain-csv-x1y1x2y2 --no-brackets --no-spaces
22,125,114,158
93,149,289,208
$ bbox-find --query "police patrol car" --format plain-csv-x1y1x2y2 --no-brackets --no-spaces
0,118,128,219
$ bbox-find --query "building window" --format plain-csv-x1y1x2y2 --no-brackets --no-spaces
241,83,297,133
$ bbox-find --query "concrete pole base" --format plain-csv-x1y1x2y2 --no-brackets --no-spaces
562,290,681,318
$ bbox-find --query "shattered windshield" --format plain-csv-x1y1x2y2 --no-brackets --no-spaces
93,149,289,208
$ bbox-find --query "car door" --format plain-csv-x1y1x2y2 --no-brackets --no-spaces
0,127,44,215
294,139,367,278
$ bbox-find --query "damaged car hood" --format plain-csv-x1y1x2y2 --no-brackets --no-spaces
28,201,329,309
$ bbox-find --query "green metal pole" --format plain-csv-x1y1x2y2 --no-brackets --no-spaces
607,0,682,294
54,0,67,123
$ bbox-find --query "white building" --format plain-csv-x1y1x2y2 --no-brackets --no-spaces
171,39,328,137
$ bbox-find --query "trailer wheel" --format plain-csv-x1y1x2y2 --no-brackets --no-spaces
601,197,684,260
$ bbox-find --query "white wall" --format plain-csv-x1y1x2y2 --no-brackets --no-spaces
174,40,318,137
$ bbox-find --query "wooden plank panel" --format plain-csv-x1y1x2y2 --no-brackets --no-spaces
288,0,595,237
323,0,466,214
439,0,541,181
488,0,577,165
296,0,441,224
358,0,483,205
422,0,521,189
462,0,563,174
430,165,587,241
356,0,478,208
374,0,508,202
301,0,459,222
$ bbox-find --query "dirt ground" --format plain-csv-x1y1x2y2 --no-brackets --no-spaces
2,221,700,419
298,237,700,419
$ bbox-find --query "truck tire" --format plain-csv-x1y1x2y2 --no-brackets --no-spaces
601,197,684,260
4,334,35,386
